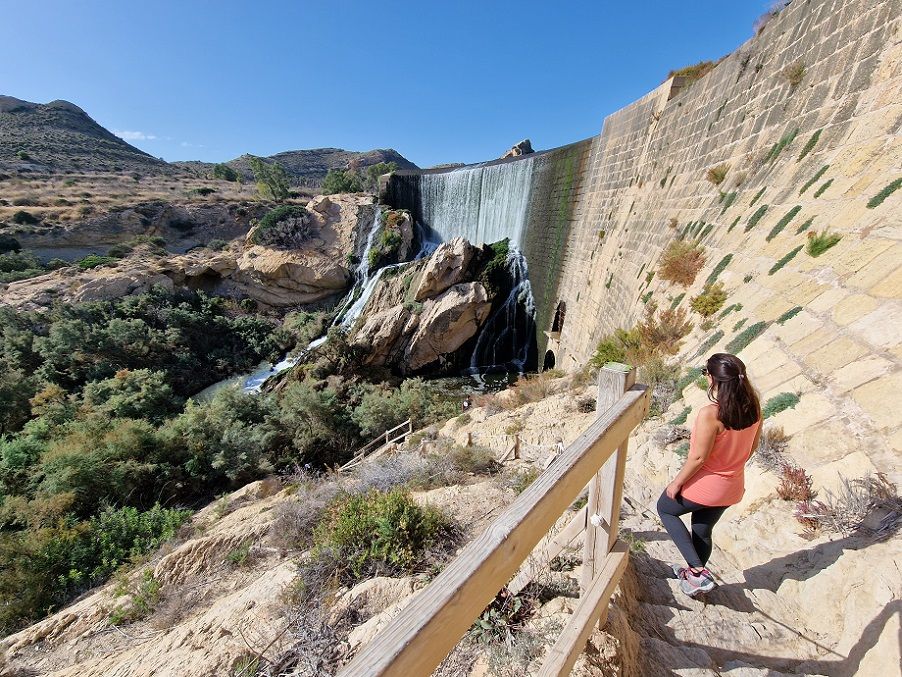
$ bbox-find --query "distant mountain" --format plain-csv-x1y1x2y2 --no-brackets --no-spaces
0,95,419,184
178,148,419,187
0,96,170,174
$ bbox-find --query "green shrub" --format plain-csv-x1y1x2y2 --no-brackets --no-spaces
750,187,767,206
0,234,21,253
795,216,815,234
728,215,741,232
718,303,742,318
669,292,685,310
313,488,449,582
669,406,691,425
745,205,768,232
81,368,181,423
743,273,753,283
706,164,729,185
720,191,738,214
700,223,714,239
693,330,724,359
675,367,703,399
725,321,768,353
777,306,803,325
766,205,802,241
763,392,801,419
507,467,540,495
106,243,133,258
704,254,733,287
589,328,639,368
690,283,727,317
764,128,799,163
733,318,747,332
797,129,822,162
109,568,161,625
253,205,307,244
207,238,228,251
605,272,613,289
641,291,653,304
212,163,239,182
805,230,842,257
769,245,804,274
813,179,833,198
77,254,118,270
11,210,38,225
866,178,901,208
674,442,689,458
658,240,706,287
800,165,829,195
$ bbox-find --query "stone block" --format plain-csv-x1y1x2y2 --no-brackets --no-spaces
789,327,835,357
830,354,895,393
851,371,902,429
847,301,902,350
804,336,869,374
770,391,834,437
831,293,879,326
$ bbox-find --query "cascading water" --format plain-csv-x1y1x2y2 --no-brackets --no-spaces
468,247,537,376
414,156,536,248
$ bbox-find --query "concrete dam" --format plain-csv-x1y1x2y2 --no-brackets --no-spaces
384,0,901,427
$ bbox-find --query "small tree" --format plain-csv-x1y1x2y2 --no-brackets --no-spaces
322,169,364,195
249,157,290,201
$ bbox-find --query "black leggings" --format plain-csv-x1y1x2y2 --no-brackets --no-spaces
656,491,728,569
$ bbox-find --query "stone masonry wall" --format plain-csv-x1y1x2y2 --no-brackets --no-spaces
553,0,901,485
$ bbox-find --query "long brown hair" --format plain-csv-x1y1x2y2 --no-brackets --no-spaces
705,353,760,430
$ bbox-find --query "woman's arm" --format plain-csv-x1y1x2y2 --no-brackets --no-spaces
666,405,719,499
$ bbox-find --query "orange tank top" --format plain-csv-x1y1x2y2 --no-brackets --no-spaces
680,408,761,507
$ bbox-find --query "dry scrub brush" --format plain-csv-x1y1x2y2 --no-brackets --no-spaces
658,240,706,287
795,474,901,537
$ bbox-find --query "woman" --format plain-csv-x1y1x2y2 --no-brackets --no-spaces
657,353,761,597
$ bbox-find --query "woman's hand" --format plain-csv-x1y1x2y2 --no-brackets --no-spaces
665,479,683,500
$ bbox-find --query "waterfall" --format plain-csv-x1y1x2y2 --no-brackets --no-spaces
468,247,537,375
415,156,536,248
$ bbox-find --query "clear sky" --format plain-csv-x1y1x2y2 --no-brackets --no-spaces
2,1,772,167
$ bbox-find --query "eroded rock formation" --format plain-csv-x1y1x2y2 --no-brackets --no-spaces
350,238,493,374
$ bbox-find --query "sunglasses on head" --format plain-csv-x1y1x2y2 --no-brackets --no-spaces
701,366,709,375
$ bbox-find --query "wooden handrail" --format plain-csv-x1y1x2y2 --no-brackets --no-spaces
339,382,649,677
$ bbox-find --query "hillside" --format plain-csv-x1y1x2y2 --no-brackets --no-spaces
178,148,419,188
0,96,170,174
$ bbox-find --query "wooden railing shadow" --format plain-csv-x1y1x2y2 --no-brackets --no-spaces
339,363,650,677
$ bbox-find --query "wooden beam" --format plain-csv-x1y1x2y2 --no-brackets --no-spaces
507,505,587,595
338,385,648,677
580,364,636,593
537,541,630,677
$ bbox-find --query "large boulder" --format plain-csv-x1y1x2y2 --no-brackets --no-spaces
413,237,479,301
404,282,491,371
501,139,534,159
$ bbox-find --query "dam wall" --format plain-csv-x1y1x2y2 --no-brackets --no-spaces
387,0,901,480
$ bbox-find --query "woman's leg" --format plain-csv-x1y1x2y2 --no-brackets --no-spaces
656,491,704,569
690,506,728,566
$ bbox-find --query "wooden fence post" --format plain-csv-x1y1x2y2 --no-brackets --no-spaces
580,362,635,602
514,434,521,459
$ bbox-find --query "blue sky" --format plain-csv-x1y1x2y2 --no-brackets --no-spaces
2,1,771,167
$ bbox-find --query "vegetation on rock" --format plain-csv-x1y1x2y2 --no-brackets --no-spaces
249,156,291,201
658,240,706,287
690,283,727,317
806,230,842,257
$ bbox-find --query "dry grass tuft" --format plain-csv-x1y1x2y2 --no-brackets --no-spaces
658,240,706,287
777,463,816,501
795,474,901,536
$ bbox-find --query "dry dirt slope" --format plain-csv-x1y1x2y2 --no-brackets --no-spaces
2,375,897,676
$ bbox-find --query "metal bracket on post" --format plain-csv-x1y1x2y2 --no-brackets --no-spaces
580,362,635,623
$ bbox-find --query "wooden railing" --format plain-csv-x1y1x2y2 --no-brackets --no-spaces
339,363,649,676
340,419,414,472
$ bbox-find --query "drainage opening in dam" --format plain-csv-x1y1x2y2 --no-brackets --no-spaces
543,350,556,370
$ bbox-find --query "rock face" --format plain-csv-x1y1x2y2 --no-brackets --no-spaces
5,201,268,253
501,139,534,159
0,194,379,309
350,239,492,374
413,236,477,301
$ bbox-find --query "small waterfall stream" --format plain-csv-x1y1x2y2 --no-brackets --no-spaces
468,247,537,376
